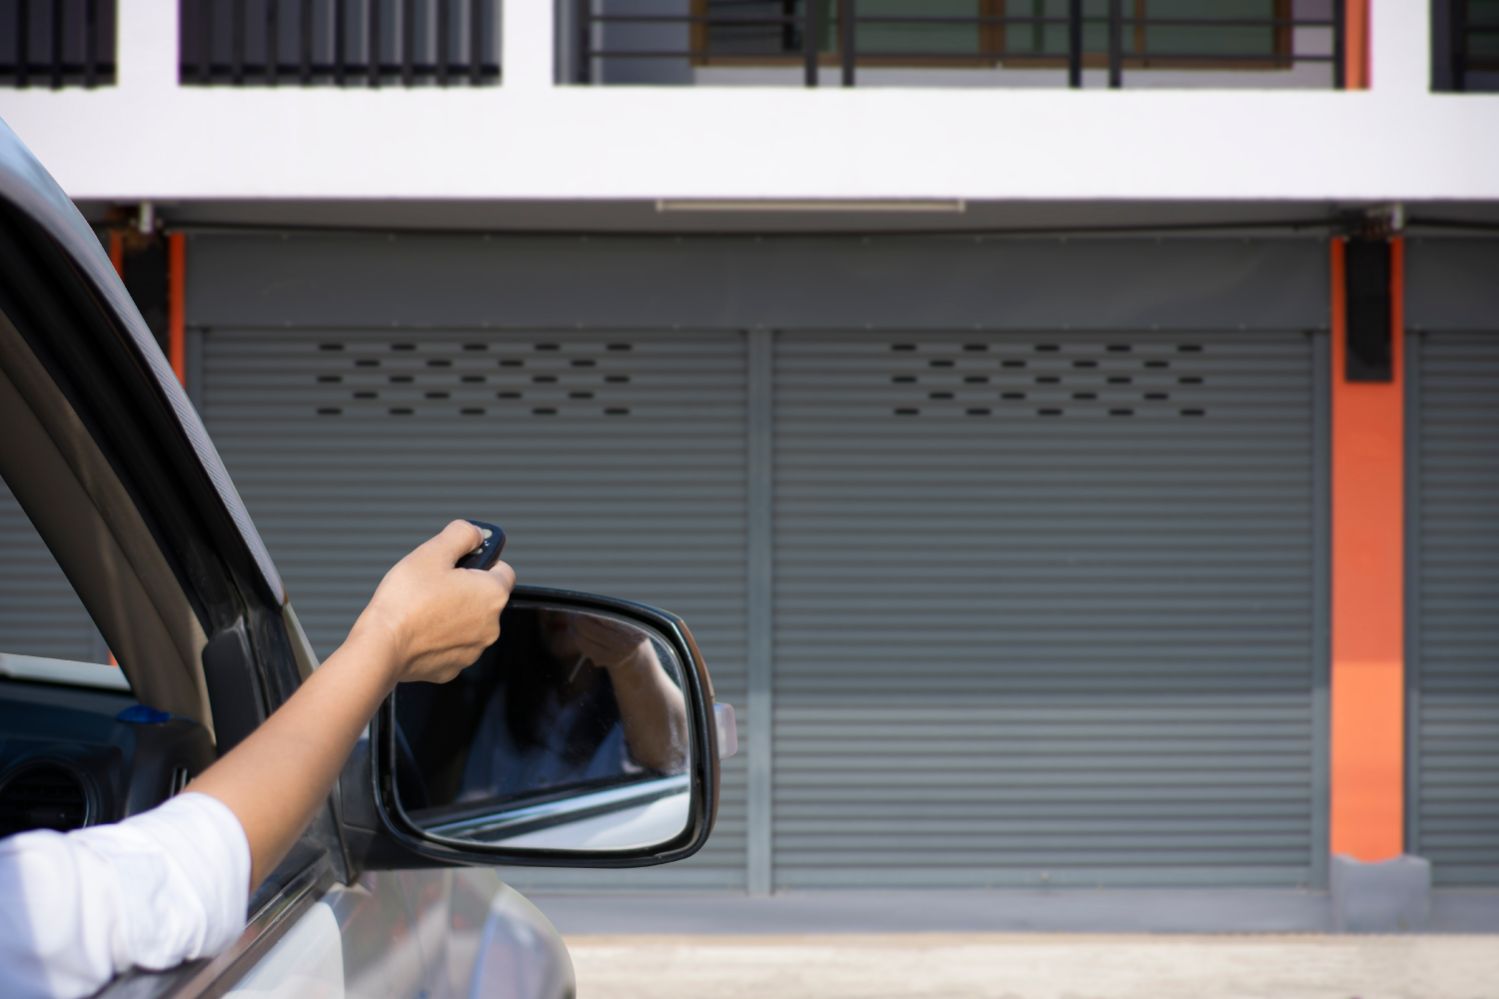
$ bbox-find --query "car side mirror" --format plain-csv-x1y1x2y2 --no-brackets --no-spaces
356,586,730,869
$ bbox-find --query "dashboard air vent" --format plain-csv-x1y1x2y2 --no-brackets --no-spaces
0,762,92,838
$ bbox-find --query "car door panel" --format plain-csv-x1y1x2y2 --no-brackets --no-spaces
223,898,344,998
0,118,702,999
443,870,575,999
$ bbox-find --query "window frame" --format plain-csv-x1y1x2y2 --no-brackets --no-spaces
686,0,1296,72
994,0,1296,72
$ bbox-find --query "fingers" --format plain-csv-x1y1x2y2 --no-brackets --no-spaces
425,519,484,564
487,559,517,592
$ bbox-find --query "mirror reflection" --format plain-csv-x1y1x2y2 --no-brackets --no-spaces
393,604,692,852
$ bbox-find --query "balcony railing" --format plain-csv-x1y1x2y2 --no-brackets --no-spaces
0,0,117,89
565,0,1344,88
179,0,500,86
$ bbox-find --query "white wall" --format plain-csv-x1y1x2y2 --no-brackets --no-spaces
0,1,1495,204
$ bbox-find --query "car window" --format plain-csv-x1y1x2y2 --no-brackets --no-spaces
0,472,126,691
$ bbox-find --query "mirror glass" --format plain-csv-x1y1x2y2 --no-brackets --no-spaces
392,603,693,853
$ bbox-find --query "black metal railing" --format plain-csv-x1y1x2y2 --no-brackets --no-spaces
179,0,500,86
569,0,1344,88
1444,0,1499,90
0,0,116,88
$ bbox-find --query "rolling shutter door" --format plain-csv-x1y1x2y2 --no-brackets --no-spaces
773,331,1324,889
0,480,105,663
201,328,749,890
1410,332,1499,887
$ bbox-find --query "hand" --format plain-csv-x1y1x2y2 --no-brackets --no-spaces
354,520,516,685
569,614,653,671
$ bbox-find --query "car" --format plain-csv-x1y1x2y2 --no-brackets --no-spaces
0,118,735,997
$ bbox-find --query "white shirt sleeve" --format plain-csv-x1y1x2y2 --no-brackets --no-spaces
0,791,251,999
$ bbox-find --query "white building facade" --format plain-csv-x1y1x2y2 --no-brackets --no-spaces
1,1,1496,928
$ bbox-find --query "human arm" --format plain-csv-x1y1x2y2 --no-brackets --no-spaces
0,792,250,998
571,616,689,774
0,521,514,997
188,519,515,890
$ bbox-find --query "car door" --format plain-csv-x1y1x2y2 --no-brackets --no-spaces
2,116,721,998
0,117,580,998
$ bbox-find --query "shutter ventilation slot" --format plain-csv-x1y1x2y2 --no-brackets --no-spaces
308,338,643,418
882,338,1211,419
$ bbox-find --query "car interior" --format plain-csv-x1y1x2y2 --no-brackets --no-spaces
0,295,217,840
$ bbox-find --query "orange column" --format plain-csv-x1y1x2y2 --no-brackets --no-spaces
1329,237,1405,862
107,231,125,276
168,233,187,386
1344,0,1370,89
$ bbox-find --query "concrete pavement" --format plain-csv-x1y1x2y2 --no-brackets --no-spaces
563,934,1499,999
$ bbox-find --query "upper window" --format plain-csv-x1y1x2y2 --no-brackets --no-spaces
1434,0,1499,91
698,0,1292,67
178,0,501,87
0,0,118,89
571,0,1341,87
997,0,1293,68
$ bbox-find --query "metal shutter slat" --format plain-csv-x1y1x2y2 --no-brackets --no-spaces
1412,331,1499,888
771,330,1321,890
0,480,105,663
203,327,749,891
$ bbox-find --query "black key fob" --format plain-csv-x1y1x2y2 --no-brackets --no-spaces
456,520,506,570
